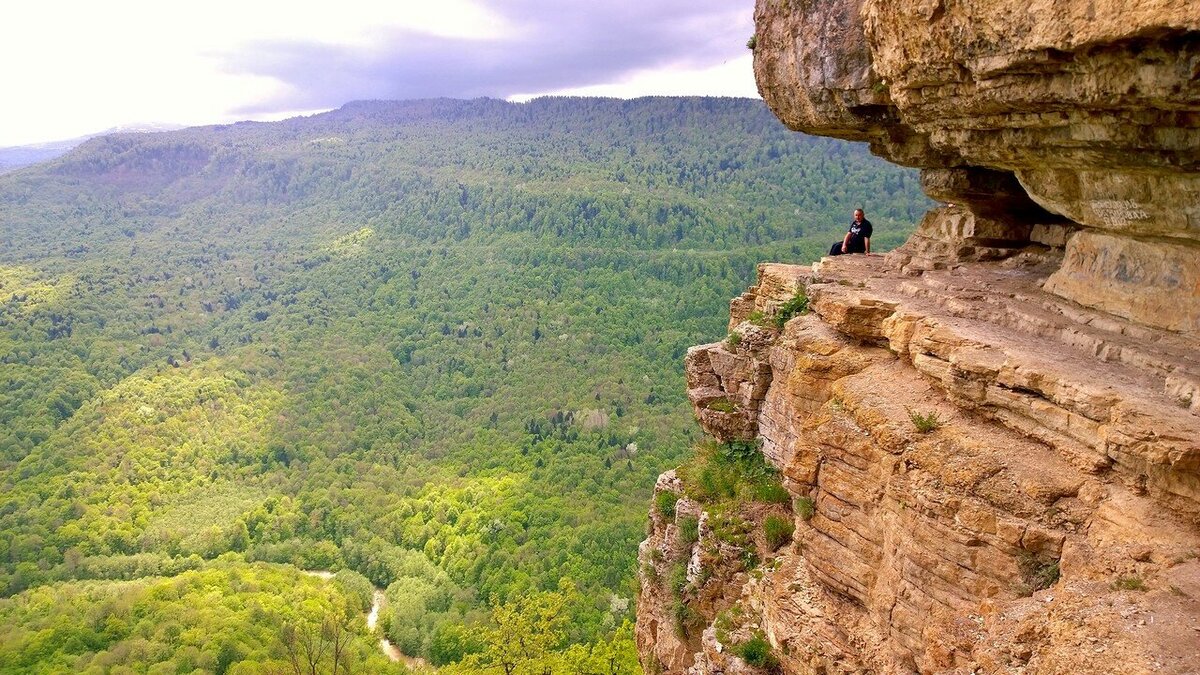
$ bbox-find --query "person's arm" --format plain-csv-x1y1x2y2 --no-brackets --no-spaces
841,230,852,253
864,237,871,254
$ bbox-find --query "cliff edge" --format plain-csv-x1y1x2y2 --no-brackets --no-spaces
637,2,1199,673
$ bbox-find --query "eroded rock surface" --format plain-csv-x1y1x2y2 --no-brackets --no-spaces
753,0,1200,234
639,256,1200,674
751,0,1200,332
636,4,1200,672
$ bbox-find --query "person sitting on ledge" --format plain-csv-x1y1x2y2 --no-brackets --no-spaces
829,208,872,256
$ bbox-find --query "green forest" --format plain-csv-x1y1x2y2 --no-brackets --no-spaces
0,96,929,672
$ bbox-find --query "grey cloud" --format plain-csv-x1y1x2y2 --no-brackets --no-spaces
221,0,750,112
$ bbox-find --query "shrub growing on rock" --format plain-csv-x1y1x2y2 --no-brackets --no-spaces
764,515,794,551
655,491,680,518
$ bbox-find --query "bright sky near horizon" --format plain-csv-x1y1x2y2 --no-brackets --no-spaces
1,0,758,147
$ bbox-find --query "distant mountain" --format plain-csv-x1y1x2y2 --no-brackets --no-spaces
0,97,931,670
0,123,183,173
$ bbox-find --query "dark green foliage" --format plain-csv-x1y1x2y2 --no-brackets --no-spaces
795,497,816,521
678,516,700,546
909,409,942,433
656,491,680,519
706,398,738,413
678,439,787,508
763,515,794,551
0,97,928,668
736,631,779,670
1113,575,1146,591
772,290,809,330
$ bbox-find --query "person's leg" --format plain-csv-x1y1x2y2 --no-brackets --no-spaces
829,241,843,256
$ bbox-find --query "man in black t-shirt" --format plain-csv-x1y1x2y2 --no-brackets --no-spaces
829,209,872,256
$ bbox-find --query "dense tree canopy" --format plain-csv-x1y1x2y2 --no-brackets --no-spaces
0,96,929,670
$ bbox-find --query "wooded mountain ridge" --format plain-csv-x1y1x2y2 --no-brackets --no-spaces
0,96,929,672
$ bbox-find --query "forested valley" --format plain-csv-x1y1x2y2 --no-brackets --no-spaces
0,97,929,673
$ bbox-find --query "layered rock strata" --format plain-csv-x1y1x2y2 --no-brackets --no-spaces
635,3,1200,672
638,247,1200,673
751,0,1200,332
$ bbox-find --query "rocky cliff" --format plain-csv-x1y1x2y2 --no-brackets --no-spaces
636,2,1199,673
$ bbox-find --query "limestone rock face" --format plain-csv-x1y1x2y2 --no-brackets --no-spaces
636,5,1200,673
754,0,1200,236
751,0,1200,332
640,258,1200,674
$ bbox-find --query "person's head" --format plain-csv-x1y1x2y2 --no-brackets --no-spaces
853,208,864,222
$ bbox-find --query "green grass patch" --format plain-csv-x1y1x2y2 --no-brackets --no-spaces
763,515,794,551
1113,575,1147,591
753,481,791,505
736,630,779,670
668,563,688,595
746,311,770,328
677,439,786,508
655,490,680,519
794,497,815,521
678,516,700,546
706,398,739,414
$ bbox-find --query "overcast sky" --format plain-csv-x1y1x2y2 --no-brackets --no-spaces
1,0,757,147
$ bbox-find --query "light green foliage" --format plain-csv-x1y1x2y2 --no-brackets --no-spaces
446,581,641,674
909,409,942,433
326,226,375,256
0,97,927,668
0,561,397,674
725,331,742,350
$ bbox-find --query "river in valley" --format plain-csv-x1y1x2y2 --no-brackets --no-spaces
303,570,428,669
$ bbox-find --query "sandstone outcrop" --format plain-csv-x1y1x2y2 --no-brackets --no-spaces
639,253,1200,674
752,0,1200,332
637,2,1200,672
